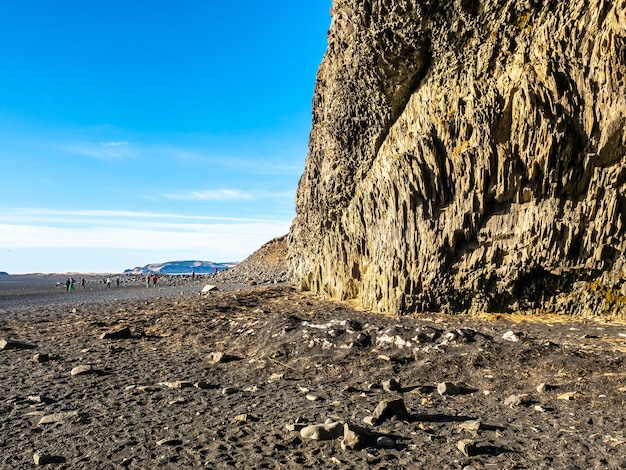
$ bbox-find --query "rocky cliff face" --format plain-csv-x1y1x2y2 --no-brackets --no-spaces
289,0,626,315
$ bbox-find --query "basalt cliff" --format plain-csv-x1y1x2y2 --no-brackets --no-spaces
288,0,626,315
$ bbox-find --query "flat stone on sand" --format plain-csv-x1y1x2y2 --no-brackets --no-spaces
70,365,96,376
1,338,37,350
100,326,133,340
38,411,79,425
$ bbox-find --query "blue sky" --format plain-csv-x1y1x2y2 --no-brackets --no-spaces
0,1,331,273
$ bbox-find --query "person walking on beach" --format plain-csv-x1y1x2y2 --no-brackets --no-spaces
67,277,75,292
116,278,120,287
152,274,158,287
106,277,111,288
146,274,150,288
80,277,85,288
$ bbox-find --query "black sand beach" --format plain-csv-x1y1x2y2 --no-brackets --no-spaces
2,271,626,469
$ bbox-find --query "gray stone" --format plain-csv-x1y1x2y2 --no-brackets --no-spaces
375,436,396,448
372,399,411,422
458,420,481,432
362,415,378,426
100,326,132,340
207,351,225,364
382,378,401,392
504,394,524,407
300,421,344,440
156,438,183,446
222,386,239,395
285,423,306,432
502,331,520,342
201,284,218,294
341,422,374,450
70,365,96,376
32,353,49,363
38,411,79,425
33,451,52,465
0,338,36,350
457,439,478,457
437,382,461,396
167,381,194,389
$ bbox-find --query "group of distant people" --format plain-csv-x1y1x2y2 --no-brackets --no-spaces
65,276,124,292
145,274,158,288
63,269,220,293
65,277,86,292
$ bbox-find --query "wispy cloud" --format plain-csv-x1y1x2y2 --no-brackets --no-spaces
160,189,296,202
0,208,283,224
64,141,136,162
0,208,292,267
162,189,255,201
100,141,129,147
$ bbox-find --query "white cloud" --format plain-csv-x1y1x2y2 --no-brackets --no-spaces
162,189,255,201
0,222,289,251
160,189,296,202
65,141,136,162
100,141,129,147
0,208,276,224
0,209,292,255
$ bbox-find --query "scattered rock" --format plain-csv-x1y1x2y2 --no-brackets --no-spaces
100,326,132,340
458,420,481,432
0,338,36,350
70,365,96,376
341,422,374,450
504,394,525,407
194,381,213,389
558,392,578,401
382,378,401,392
207,351,225,364
268,372,284,382
32,353,49,363
457,439,478,457
33,451,52,466
362,416,376,426
437,382,460,396
167,381,194,389
156,438,183,446
372,398,411,423
201,284,218,294
285,423,306,432
502,331,520,342
375,436,396,448
207,351,239,364
300,421,344,440
222,386,239,395
38,411,79,425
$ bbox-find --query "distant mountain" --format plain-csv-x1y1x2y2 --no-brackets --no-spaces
0,272,8,276
124,261,238,275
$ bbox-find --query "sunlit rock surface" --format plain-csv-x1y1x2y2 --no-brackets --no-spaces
289,0,626,314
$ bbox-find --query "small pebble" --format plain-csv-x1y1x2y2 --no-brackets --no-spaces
376,436,395,448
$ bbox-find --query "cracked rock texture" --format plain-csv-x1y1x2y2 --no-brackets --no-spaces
289,0,626,314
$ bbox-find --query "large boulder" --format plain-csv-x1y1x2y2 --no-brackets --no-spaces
289,0,626,314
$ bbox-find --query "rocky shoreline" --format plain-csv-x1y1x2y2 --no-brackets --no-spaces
2,275,626,468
